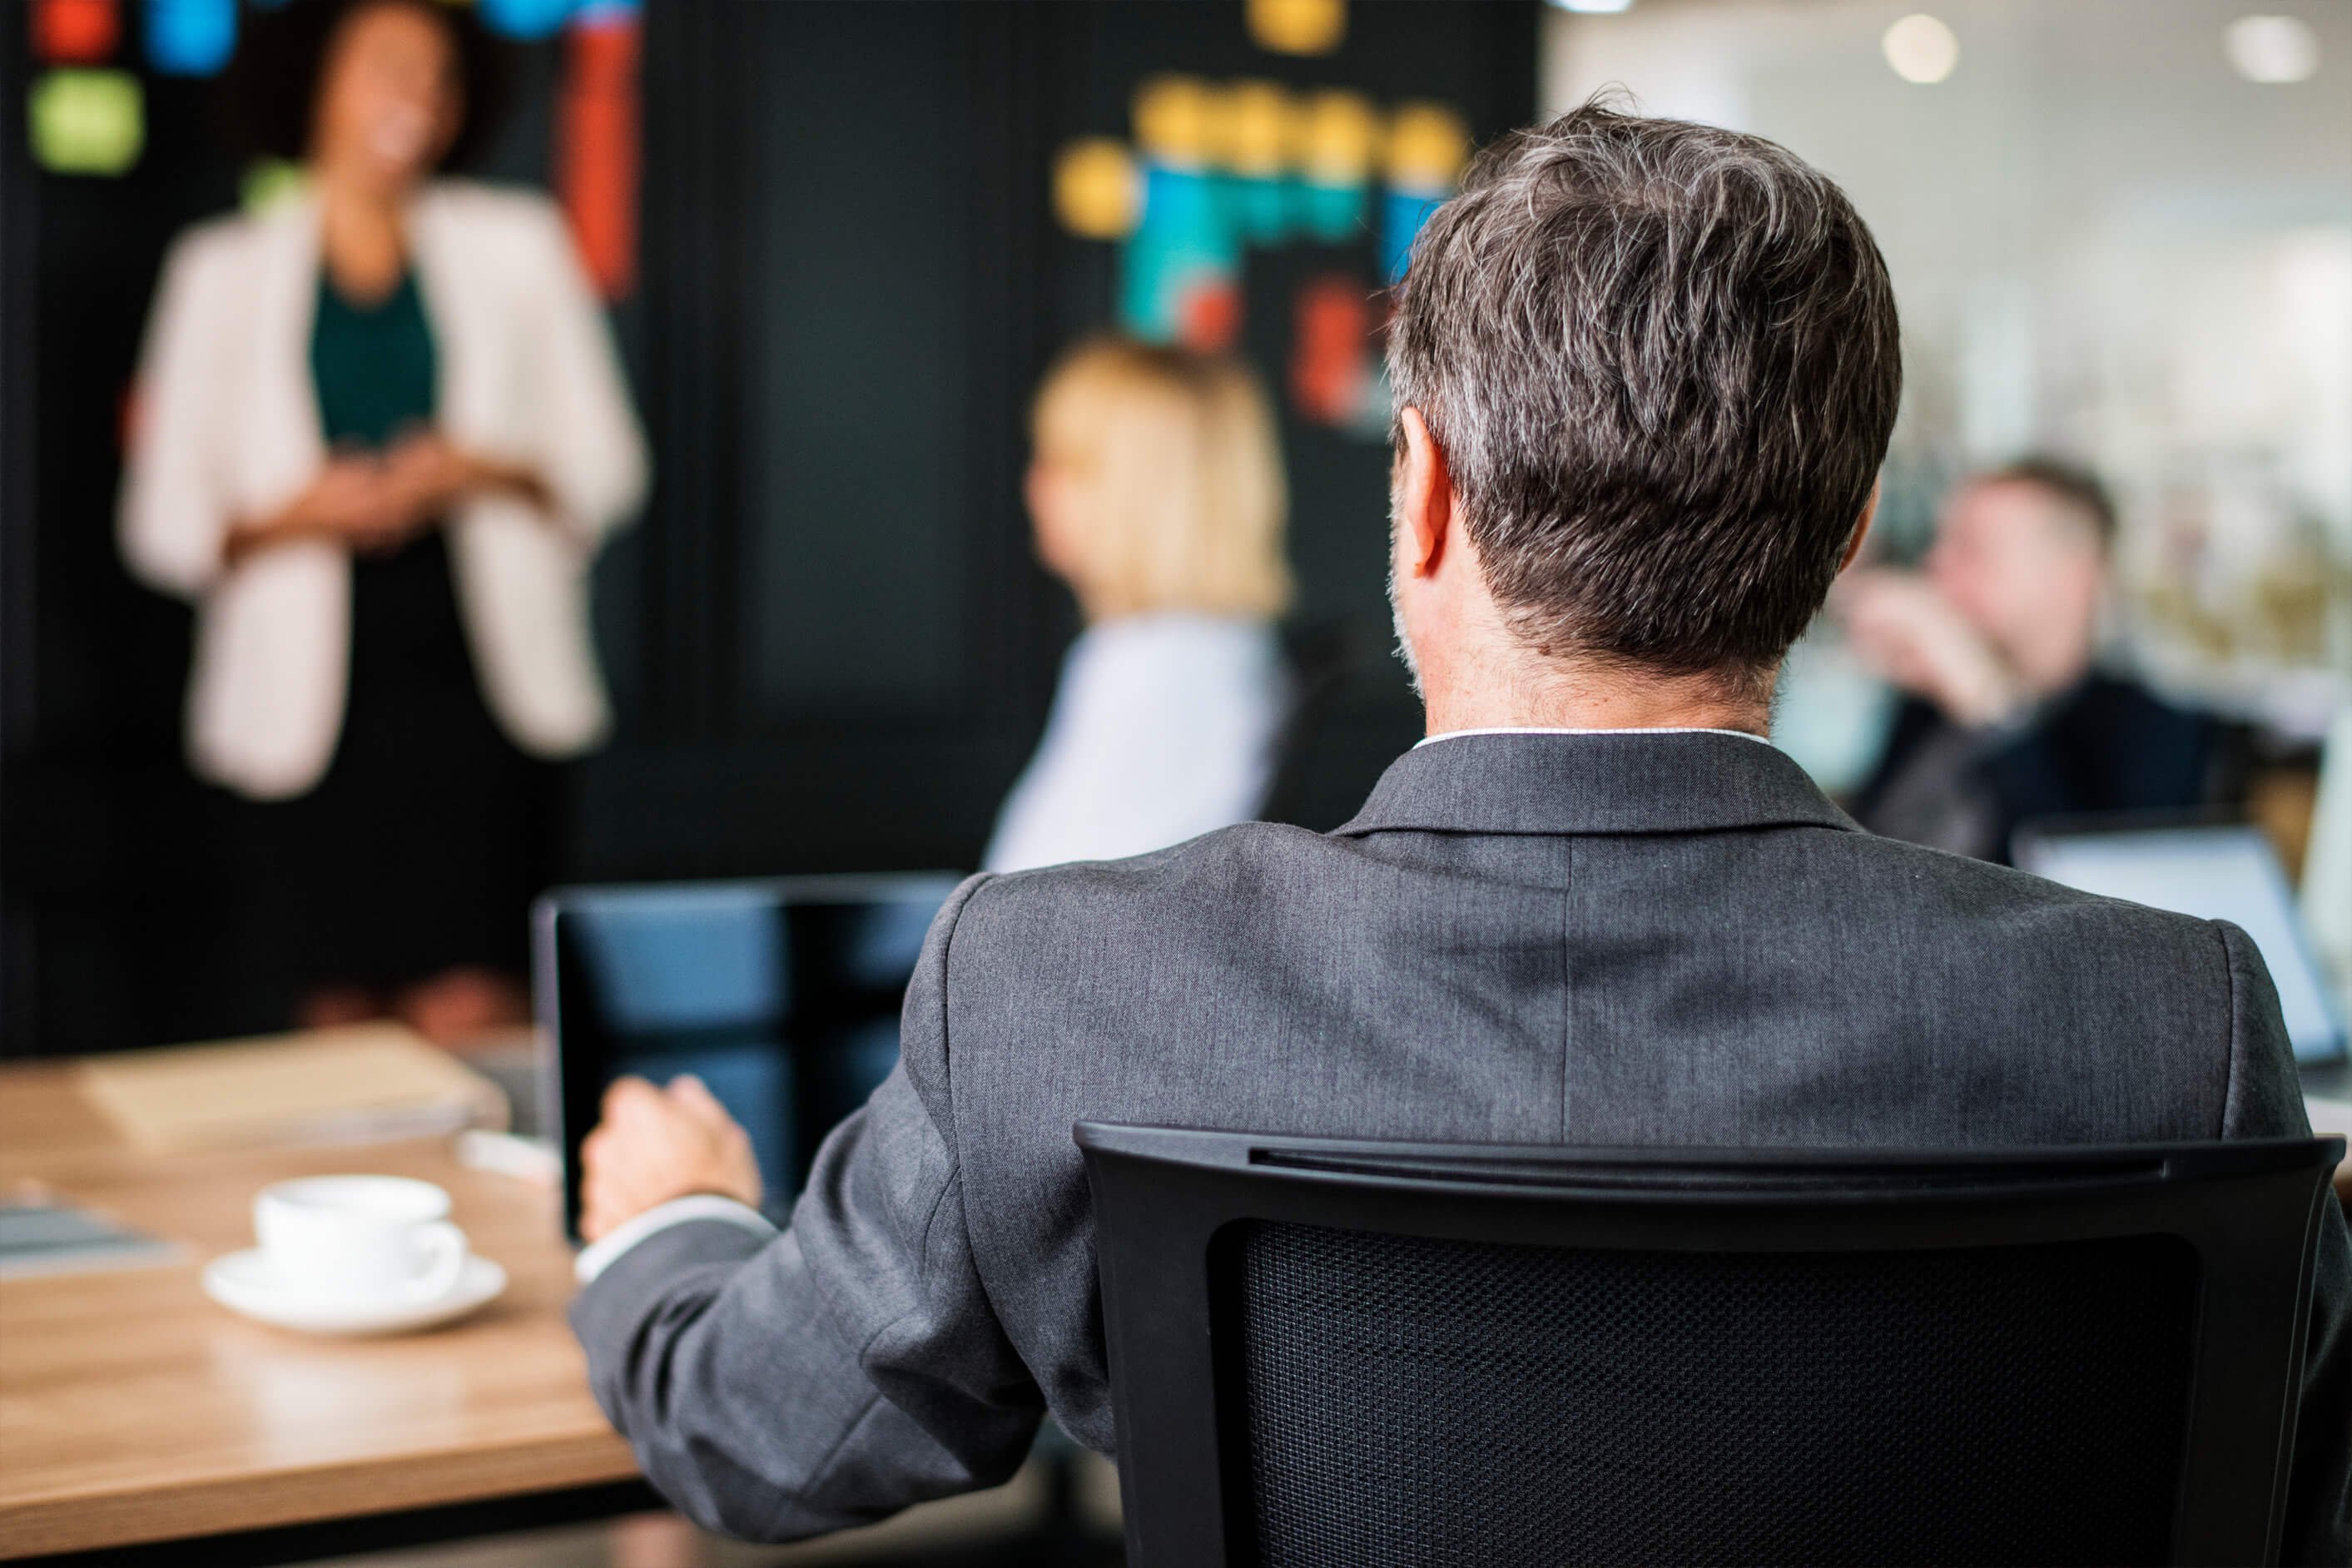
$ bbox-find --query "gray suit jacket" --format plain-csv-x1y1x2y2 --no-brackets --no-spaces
573,732,2350,1559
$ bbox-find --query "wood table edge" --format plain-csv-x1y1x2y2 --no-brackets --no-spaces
0,1431,641,1559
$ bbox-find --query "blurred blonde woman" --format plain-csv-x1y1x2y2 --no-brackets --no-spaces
985,339,1293,872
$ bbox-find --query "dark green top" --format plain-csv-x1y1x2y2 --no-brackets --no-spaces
287,263,542,994
310,269,437,449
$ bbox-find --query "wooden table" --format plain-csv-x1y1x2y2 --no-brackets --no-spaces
2,1054,2340,1561
0,1064,639,1561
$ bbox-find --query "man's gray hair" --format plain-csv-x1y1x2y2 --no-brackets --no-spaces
1387,99,1902,689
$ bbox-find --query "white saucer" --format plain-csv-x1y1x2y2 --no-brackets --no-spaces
202,1250,507,1336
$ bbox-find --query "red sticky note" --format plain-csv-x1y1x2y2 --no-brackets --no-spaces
32,0,120,64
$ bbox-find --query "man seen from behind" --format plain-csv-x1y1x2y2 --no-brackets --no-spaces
568,103,2350,1560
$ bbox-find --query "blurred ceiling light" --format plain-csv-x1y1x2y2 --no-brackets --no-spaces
1883,14,1960,83
1547,0,1636,13
2225,15,2320,83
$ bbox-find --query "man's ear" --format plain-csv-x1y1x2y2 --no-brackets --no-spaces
1397,407,1454,578
1838,479,1881,574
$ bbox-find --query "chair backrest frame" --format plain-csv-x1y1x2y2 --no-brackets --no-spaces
1075,1124,2345,1568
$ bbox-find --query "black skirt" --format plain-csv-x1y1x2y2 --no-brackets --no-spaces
246,528,554,999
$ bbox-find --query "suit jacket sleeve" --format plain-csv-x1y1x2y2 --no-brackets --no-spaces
569,874,1043,1541
2216,920,2350,1565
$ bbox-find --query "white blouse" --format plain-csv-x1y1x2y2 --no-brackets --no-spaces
983,613,1287,873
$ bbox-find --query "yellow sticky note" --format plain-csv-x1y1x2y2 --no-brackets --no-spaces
28,68,143,176
1248,0,1345,57
1054,137,1140,241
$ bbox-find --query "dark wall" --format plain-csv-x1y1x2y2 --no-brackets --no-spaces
0,1,1538,1054
583,0,1539,879
2,41,245,1052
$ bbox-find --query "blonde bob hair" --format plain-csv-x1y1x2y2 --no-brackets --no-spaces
1031,337,1292,620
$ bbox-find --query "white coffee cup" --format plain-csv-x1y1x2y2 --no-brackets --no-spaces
253,1176,468,1304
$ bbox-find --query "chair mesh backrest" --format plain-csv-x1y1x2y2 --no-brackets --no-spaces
1236,1221,2200,1568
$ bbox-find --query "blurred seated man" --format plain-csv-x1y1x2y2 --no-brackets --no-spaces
568,106,2347,1560
1839,460,2210,861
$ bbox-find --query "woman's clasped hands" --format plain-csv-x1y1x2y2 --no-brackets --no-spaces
224,429,549,566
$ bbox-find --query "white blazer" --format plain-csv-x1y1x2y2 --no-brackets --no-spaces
983,613,1287,872
119,181,649,800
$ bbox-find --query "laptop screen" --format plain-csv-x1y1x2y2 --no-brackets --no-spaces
534,873,961,1241
2015,823,2346,1064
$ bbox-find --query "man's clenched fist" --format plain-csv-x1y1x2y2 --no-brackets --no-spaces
578,1074,764,1243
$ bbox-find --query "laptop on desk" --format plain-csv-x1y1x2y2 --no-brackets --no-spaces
2014,817,2347,1065
533,872,962,1243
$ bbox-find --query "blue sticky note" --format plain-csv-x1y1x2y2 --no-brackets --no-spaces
144,0,235,77
477,0,578,40
1119,161,1243,344
1382,187,1448,285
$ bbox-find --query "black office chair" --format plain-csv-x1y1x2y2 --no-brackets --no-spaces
1075,1124,2346,1568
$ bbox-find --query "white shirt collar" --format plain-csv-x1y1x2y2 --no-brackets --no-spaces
1414,726,1774,749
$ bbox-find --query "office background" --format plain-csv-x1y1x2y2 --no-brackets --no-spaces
2,0,2345,1058
0,0,1537,1054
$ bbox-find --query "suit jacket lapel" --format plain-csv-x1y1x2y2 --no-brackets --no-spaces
404,184,474,441
246,195,325,509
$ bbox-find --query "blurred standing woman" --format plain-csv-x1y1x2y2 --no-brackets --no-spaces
986,340,1292,872
120,0,647,1041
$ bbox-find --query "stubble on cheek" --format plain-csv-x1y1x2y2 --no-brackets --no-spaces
1387,502,1422,697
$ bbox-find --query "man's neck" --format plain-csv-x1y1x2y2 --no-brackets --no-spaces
1417,644,1773,739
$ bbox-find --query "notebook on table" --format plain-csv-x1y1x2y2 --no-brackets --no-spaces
0,1198,180,1278
77,1023,509,1157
